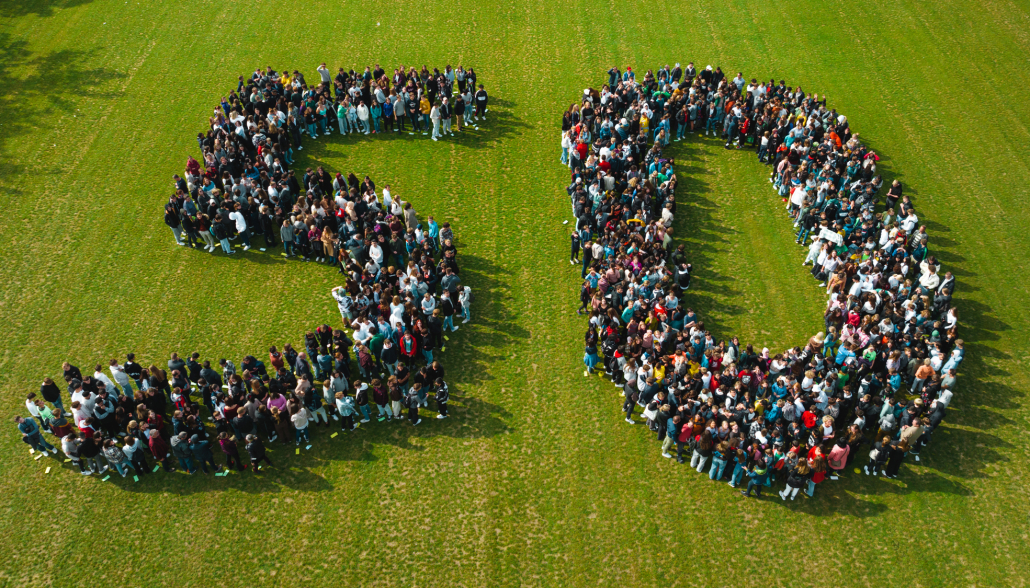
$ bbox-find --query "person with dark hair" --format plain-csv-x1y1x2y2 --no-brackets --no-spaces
245,434,272,472
189,434,221,474
217,431,245,471
434,378,449,419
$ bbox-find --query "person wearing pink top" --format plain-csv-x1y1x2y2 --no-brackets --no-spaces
827,437,851,480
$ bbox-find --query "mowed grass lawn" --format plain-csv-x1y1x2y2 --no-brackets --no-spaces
1,0,1029,586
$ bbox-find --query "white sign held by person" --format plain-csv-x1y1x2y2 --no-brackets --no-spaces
819,228,843,245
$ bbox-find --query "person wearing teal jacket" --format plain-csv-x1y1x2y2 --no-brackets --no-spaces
741,458,771,498
15,415,54,455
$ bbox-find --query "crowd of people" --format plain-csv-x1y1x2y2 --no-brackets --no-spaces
162,63,487,253
562,64,963,500
18,283,471,477
17,65,484,478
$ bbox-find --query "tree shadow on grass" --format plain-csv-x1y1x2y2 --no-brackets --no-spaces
0,0,92,18
0,34,126,184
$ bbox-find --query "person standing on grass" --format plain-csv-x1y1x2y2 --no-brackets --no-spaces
189,434,221,474
15,415,54,456
62,431,90,475
741,458,770,498
171,431,196,474
229,203,250,251
430,101,442,141
405,386,421,426
434,378,449,419
779,459,811,501
149,429,174,472
827,437,850,480
289,404,311,445
883,439,909,479
335,391,359,432
165,204,184,246
217,432,246,471
103,438,134,478
41,377,64,413
245,434,272,472
123,435,150,476
473,84,488,120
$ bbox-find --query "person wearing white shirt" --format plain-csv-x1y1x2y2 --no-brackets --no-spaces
93,366,118,397
902,212,919,234
421,293,437,315
229,204,250,250
430,103,442,140
350,318,373,346
108,360,133,394
356,102,370,134
368,242,384,266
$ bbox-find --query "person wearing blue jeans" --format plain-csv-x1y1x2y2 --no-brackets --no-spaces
103,440,134,477
741,462,771,498
16,416,54,454
729,453,748,487
709,446,730,480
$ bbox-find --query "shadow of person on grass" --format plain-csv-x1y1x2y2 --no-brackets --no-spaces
35,391,512,495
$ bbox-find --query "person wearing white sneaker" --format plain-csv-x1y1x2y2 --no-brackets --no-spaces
473,83,488,120
404,388,421,424
229,204,251,251
430,101,442,141
440,97,452,135
16,415,55,455
434,378,449,419
864,436,890,477
459,286,472,324
780,462,811,501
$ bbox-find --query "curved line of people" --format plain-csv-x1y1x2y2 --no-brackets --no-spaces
18,320,462,477
562,63,962,501
162,63,487,253
25,170,475,479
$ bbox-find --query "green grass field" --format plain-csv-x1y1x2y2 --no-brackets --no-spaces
1,0,1029,586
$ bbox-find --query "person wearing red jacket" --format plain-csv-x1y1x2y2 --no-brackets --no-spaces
148,429,174,472
399,331,418,366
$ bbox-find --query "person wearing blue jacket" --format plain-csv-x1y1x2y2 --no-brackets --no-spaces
15,415,54,455
741,458,771,498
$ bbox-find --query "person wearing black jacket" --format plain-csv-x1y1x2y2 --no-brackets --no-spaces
779,460,812,501
473,84,488,120
434,378,449,419
245,434,272,472
40,377,63,412
864,436,891,476
211,220,233,254
165,204,184,246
